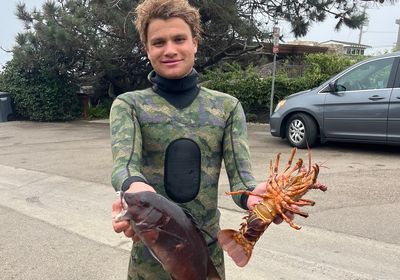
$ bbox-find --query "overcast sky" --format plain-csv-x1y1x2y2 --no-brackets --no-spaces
282,2,400,55
1,0,399,69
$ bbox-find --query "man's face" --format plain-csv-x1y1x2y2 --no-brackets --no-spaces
145,17,198,79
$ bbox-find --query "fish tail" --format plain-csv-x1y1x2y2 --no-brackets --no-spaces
217,229,252,267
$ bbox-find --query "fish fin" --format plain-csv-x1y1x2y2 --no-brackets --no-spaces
217,229,252,267
139,227,159,243
139,224,186,245
182,208,200,227
148,247,163,264
207,257,222,280
156,227,186,243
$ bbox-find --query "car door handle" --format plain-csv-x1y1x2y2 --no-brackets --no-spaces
397,96,400,99
368,95,385,101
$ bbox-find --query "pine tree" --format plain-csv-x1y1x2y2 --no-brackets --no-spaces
7,0,398,99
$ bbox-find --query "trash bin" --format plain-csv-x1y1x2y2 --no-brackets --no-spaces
0,92,13,122
77,92,90,120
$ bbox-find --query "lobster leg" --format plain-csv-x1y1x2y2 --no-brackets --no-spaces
296,198,316,206
286,180,316,196
276,191,316,209
281,201,309,217
269,160,274,176
284,159,304,177
274,201,301,230
310,182,328,192
282,147,297,173
273,153,281,174
307,149,312,175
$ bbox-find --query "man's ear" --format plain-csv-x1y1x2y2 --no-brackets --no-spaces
193,37,198,54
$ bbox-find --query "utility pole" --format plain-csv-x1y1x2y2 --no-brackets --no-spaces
358,5,367,44
396,19,400,51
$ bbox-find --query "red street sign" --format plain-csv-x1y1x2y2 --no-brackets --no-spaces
272,26,280,53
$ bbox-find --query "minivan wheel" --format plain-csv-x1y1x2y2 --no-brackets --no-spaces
286,113,317,148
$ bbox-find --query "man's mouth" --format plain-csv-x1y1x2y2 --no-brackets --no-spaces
162,60,181,65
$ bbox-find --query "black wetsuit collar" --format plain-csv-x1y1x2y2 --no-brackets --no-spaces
148,69,200,109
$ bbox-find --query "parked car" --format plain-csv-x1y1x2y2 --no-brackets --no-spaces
269,52,400,148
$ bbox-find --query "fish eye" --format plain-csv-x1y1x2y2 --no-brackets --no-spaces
139,198,149,207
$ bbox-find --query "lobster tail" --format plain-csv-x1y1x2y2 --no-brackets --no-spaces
217,229,252,267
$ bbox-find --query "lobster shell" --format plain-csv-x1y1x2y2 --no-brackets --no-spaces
218,148,327,267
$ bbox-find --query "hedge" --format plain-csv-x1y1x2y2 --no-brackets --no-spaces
0,60,80,121
201,53,364,121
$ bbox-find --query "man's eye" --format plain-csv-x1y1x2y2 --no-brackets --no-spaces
175,37,185,43
153,41,164,47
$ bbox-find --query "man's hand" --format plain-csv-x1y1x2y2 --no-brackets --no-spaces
246,181,267,210
111,182,156,241
111,199,139,241
246,181,295,225
126,181,156,194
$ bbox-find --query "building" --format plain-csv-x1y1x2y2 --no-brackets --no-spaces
262,42,329,56
319,40,371,55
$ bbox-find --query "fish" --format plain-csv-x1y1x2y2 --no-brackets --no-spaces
118,191,221,280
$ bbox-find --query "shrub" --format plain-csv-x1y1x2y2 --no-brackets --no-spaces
88,98,113,120
202,63,314,119
201,54,364,122
0,60,80,121
202,63,267,113
304,53,363,80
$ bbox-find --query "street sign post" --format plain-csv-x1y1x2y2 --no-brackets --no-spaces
272,26,280,53
270,26,280,119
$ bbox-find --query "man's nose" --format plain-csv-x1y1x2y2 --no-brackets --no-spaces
164,41,177,56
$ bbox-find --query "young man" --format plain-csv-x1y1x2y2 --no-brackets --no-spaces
110,0,281,278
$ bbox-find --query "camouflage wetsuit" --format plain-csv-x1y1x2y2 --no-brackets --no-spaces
110,70,257,280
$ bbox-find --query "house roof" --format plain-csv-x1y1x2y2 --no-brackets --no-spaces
319,40,371,49
262,43,329,55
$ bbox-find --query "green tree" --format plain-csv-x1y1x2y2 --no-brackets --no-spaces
0,59,80,121
2,0,398,106
194,0,397,68
13,0,147,99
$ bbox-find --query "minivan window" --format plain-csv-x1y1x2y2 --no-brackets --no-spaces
335,57,395,92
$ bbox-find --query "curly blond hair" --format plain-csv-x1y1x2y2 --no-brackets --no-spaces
134,0,202,46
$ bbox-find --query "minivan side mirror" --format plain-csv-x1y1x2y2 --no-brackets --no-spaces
320,82,336,93
327,81,347,93
328,82,336,93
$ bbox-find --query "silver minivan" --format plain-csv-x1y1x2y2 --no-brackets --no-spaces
269,52,400,148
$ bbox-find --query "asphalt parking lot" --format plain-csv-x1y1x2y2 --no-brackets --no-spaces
0,120,399,279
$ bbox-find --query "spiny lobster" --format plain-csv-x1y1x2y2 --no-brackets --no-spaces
218,148,327,267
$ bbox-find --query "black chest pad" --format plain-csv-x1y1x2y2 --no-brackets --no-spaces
164,138,201,203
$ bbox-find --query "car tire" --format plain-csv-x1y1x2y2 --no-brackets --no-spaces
286,113,317,148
